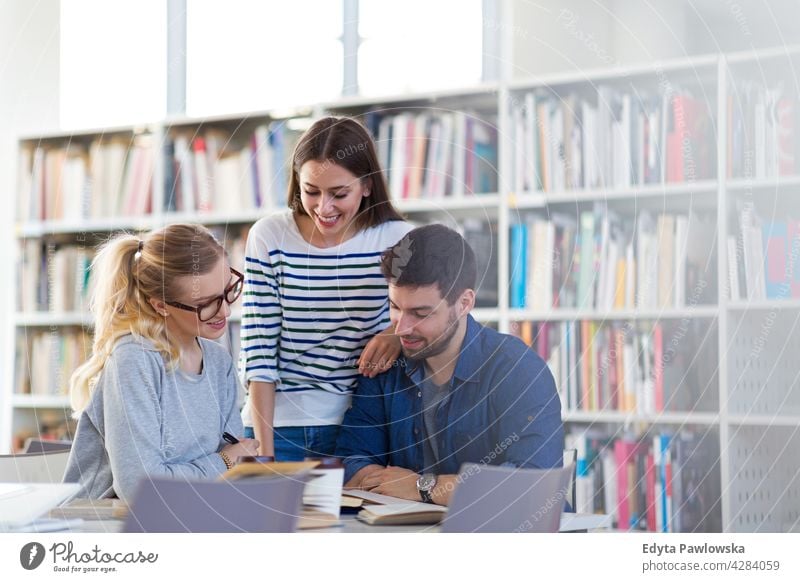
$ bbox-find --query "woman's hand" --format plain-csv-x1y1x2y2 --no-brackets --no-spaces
221,438,260,463
358,326,401,378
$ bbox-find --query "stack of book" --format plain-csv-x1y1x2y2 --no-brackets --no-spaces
220,460,344,530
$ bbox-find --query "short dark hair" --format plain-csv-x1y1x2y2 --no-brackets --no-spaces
287,116,404,230
380,224,477,304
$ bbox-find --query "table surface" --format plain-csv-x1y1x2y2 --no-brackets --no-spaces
44,502,611,533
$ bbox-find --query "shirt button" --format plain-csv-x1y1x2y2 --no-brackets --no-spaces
414,428,419,435
417,391,422,397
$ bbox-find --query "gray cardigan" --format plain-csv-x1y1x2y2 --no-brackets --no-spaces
63,334,244,503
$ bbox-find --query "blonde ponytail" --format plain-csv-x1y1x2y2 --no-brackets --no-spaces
69,224,225,414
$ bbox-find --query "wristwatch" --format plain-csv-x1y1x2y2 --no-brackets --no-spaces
416,473,437,503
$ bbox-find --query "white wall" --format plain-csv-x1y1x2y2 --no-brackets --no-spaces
509,0,689,79
510,0,800,78
0,0,61,451
510,0,618,78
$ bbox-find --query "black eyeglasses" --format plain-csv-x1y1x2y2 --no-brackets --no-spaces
164,268,245,322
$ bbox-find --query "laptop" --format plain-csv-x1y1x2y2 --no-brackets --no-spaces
0,482,81,532
441,465,572,533
122,474,309,533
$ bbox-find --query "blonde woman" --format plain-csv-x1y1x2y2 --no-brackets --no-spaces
63,224,258,503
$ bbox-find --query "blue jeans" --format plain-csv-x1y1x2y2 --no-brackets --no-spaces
243,425,340,461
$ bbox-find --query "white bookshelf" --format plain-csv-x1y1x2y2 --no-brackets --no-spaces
6,46,800,532
509,180,718,210
11,394,71,409
727,175,800,191
509,307,719,322
728,299,800,311
563,410,721,426
394,194,502,214
728,414,800,427
14,312,93,327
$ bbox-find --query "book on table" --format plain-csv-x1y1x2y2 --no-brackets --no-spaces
220,460,344,529
342,489,447,526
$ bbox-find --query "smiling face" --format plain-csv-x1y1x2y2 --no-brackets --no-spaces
151,256,234,346
388,283,464,361
297,159,370,246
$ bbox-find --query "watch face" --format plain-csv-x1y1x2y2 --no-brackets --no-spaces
417,473,436,491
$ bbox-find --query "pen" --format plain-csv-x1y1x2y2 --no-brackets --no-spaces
222,432,239,444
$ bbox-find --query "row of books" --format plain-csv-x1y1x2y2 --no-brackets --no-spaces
164,122,299,215
729,201,800,301
567,429,722,532
509,87,716,193
17,135,154,222
16,227,247,315
509,208,717,311
512,319,718,413
17,241,94,313
364,111,499,199
727,81,799,179
14,330,92,396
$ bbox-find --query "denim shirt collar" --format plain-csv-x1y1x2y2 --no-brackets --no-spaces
403,314,482,386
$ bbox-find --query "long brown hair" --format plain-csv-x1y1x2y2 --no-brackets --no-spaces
287,116,404,230
69,223,225,413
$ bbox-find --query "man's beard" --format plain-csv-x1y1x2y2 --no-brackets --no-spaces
402,309,460,361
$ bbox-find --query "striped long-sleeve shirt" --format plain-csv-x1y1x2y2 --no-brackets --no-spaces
240,210,413,427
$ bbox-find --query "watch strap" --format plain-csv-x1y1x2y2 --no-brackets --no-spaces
417,473,437,503
419,487,434,503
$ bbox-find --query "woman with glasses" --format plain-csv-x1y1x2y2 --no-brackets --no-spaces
63,224,259,503
240,116,412,460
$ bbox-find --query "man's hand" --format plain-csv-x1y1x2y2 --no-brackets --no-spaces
358,327,401,378
360,466,421,501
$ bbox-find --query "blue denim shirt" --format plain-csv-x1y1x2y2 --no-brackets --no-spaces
336,315,564,482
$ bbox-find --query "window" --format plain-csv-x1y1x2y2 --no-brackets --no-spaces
60,0,166,129
358,0,483,96
186,0,342,116
59,0,484,125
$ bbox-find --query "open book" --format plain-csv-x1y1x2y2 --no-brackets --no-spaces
220,461,344,529
49,497,129,521
219,460,319,480
342,489,447,526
